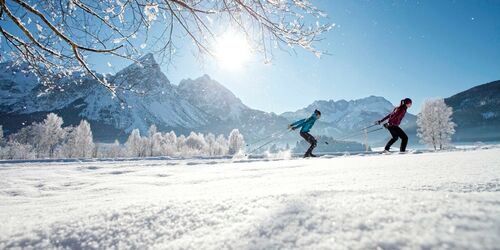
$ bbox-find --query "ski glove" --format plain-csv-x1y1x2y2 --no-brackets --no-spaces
375,120,382,125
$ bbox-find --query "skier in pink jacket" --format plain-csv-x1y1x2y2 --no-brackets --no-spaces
377,98,412,152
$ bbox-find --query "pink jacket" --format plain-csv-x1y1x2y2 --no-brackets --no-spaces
381,106,407,126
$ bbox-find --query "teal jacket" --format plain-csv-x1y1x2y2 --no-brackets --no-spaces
291,113,318,133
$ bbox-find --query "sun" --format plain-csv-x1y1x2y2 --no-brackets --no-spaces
213,32,252,70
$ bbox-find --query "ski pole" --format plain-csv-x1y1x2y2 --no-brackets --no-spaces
336,127,384,141
360,124,378,130
246,130,291,155
245,130,288,147
332,124,380,142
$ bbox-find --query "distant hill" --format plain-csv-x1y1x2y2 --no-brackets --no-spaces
445,80,500,141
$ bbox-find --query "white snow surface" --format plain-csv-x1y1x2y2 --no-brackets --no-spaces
1,149,500,249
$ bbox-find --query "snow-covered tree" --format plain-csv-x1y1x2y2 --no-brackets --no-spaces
146,125,162,157
161,131,178,156
0,125,4,146
2,141,35,160
6,114,73,159
35,113,66,158
268,144,279,153
125,129,146,157
228,129,245,155
417,99,456,150
215,135,229,156
205,133,217,155
62,120,95,158
150,132,164,157
107,140,123,158
206,133,228,156
0,0,331,91
185,132,208,155
176,134,188,155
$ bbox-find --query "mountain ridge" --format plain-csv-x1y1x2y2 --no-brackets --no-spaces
1,55,497,143
444,80,500,141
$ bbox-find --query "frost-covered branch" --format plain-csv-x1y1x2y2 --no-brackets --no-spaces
0,0,332,92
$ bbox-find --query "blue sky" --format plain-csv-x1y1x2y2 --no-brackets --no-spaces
4,0,498,115
138,0,498,114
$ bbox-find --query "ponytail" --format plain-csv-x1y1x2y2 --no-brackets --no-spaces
394,98,412,112
399,99,406,109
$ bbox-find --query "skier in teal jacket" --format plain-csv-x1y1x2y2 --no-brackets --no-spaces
288,109,321,158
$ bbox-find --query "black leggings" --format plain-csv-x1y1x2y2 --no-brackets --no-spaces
300,132,317,155
385,126,408,152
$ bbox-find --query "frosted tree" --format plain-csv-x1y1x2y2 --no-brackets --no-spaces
161,131,178,156
417,99,456,150
79,121,94,157
125,129,146,157
107,140,123,158
228,129,245,155
0,125,5,149
268,144,279,153
206,133,229,156
0,125,4,146
215,135,229,156
176,134,187,154
3,141,35,160
35,113,66,158
185,132,208,155
150,132,164,157
0,0,332,92
8,125,36,148
146,125,162,157
205,133,217,156
63,120,95,158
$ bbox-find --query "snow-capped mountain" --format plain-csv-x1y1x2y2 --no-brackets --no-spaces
281,96,417,138
1,53,496,143
0,54,210,141
177,75,290,140
0,55,288,141
445,80,500,141
178,75,247,121
101,53,209,130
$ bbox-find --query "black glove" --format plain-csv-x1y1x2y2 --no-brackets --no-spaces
375,120,381,125
291,127,297,131
383,123,389,128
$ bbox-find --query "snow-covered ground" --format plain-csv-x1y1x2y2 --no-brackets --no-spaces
1,148,500,249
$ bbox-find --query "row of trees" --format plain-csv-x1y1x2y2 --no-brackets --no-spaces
122,125,245,158
0,99,457,160
0,113,245,160
0,114,95,159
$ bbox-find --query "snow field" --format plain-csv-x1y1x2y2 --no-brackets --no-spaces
1,148,500,249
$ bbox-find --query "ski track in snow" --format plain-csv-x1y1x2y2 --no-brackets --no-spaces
1,149,500,249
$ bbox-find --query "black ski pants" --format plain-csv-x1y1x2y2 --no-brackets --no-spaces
385,125,408,152
300,132,317,156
